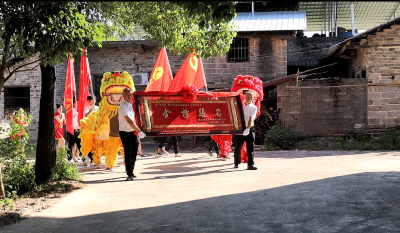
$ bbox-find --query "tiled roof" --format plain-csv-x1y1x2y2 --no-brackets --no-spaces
288,60,320,67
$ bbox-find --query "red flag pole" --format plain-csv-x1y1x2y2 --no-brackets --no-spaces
63,52,76,135
78,47,90,123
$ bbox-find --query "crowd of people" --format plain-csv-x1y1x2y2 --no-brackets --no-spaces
54,89,258,181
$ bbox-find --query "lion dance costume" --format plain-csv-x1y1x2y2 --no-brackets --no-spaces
79,71,135,169
212,75,263,162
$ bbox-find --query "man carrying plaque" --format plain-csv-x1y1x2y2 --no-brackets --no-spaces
119,88,146,181
234,91,257,170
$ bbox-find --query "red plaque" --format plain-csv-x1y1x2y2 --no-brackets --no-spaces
134,92,245,136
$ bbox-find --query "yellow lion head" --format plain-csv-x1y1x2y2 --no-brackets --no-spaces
100,71,136,109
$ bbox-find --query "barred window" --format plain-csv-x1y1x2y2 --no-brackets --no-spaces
227,38,249,62
4,87,30,113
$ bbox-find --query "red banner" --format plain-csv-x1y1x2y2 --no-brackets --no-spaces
167,52,207,91
134,92,245,136
63,53,76,135
145,47,173,92
78,47,91,123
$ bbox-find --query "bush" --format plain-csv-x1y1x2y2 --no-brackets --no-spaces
51,146,82,181
0,110,83,200
264,125,300,150
0,109,37,195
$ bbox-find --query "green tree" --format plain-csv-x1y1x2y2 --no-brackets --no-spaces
1,1,105,185
0,1,237,185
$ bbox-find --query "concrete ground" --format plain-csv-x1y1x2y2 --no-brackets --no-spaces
1,139,400,233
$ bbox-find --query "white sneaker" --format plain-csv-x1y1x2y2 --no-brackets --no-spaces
175,153,181,157
109,168,115,172
162,147,170,156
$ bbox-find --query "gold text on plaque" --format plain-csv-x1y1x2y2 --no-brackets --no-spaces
181,108,189,118
198,108,207,117
215,108,222,117
163,108,172,118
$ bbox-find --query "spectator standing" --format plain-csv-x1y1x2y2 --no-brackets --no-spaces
54,104,66,148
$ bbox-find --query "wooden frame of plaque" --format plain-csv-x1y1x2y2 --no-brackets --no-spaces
134,92,246,137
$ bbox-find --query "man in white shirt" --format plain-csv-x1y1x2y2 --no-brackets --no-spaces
234,91,258,170
84,96,99,117
118,88,146,181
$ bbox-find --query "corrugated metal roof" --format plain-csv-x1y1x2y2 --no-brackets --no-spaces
324,16,400,59
234,11,307,31
299,1,400,32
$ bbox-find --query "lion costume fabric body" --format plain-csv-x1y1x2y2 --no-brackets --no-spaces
212,75,264,161
79,71,135,168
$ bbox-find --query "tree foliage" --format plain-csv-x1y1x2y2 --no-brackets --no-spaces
1,2,105,67
97,1,238,58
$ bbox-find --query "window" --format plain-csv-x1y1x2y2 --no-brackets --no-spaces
4,87,30,113
227,38,249,62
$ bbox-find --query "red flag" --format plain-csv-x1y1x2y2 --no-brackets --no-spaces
63,53,76,135
145,47,173,92
78,48,91,123
167,52,207,92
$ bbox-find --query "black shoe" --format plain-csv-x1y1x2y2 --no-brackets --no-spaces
138,154,145,157
67,155,72,161
234,164,238,168
126,176,134,181
247,166,257,170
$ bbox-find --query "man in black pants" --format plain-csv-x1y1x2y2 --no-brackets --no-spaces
118,88,146,181
207,136,220,157
234,91,257,170
165,136,181,157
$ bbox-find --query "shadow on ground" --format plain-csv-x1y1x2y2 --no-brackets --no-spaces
2,172,400,233
255,150,400,159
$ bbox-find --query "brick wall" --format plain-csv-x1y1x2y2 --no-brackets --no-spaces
348,48,367,79
23,36,288,139
361,24,400,128
204,35,287,89
54,44,188,104
277,78,368,136
0,54,41,141
55,36,288,93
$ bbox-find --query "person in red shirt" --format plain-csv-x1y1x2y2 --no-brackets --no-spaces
54,103,66,148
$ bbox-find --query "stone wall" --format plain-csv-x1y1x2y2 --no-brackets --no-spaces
277,78,368,136
0,54,41,141
361,24,400,128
